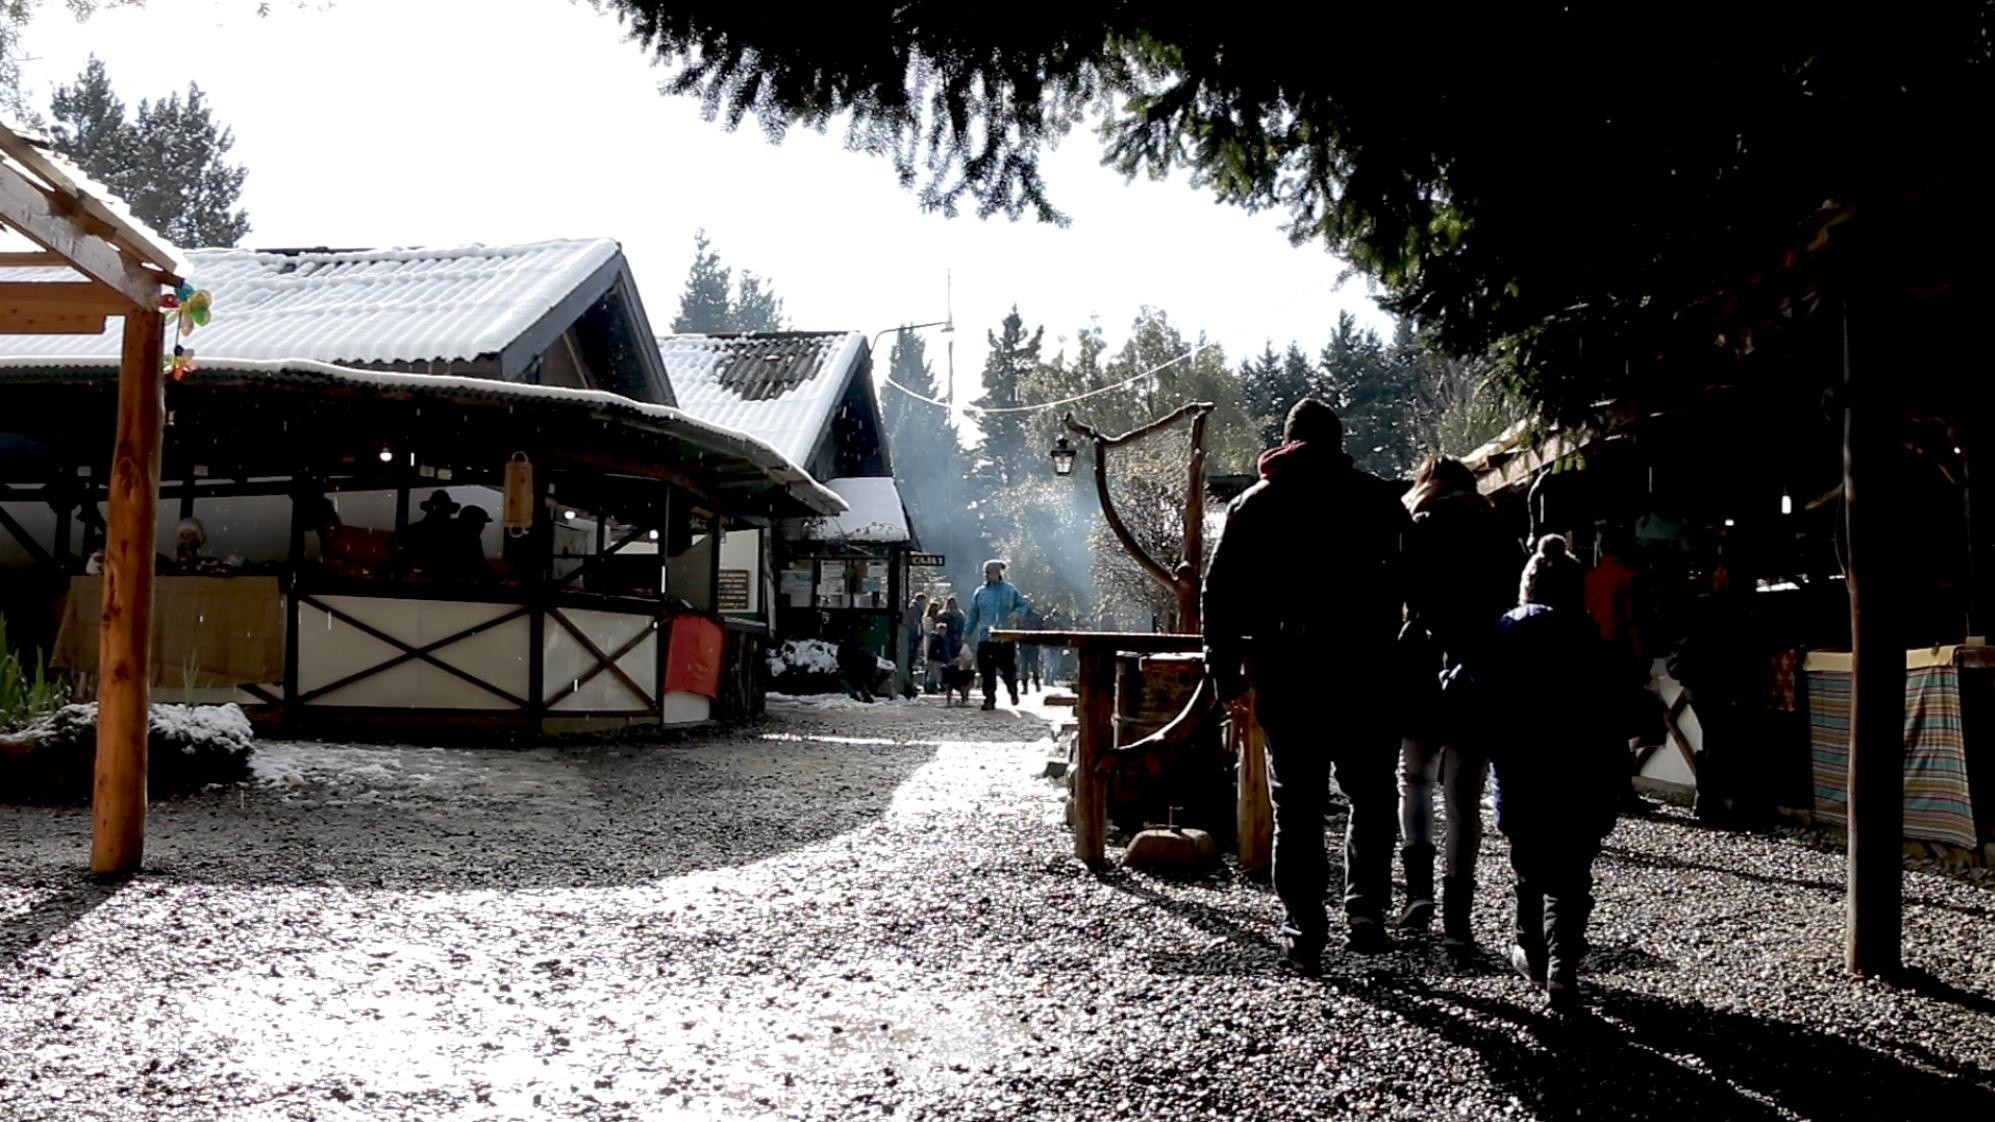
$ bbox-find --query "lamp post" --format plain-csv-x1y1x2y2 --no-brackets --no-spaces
1052,402,1214,633
869,320,954,367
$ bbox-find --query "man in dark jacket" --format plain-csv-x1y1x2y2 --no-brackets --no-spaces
1204,399,1411,967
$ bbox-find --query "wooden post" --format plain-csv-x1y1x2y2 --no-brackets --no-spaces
1181,410,1209,633
1843,293,1905,978
1075,647,1116,867
91,307,163,877
1235,694,1272,875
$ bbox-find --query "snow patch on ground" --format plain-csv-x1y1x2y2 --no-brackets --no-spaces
768,693,909,711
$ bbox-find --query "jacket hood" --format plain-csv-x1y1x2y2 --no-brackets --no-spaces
1256,440,1354,482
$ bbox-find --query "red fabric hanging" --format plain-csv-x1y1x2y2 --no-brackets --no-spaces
664,615,726,699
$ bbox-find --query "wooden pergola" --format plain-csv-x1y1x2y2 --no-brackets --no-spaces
1,122,181,877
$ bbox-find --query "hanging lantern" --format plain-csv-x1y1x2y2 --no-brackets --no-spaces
1049,435,1077,477
503,452,534,537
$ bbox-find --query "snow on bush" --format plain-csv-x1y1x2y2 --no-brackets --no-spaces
0,702,256,804
765,639,897,696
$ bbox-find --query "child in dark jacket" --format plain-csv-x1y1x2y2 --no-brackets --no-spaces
1484,535,1628,1012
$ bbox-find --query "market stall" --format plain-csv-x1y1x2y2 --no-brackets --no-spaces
1804,645,1993,851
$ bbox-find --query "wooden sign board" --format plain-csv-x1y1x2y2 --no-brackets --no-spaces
909,552,946,567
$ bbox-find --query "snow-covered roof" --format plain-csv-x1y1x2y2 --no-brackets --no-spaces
656,332,867,466
801,476,910,543
0,118,188,282
0,355,847,517
0,239,621,367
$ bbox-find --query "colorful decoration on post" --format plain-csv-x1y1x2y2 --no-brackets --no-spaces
160,282,214,381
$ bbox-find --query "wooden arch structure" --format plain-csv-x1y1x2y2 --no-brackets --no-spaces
1,122,181,876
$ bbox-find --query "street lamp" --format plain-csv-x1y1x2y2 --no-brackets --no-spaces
869,319,954,359
1054,403,1215,633
1049,435,1077,477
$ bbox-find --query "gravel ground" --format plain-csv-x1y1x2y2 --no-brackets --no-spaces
4,696,1995,1121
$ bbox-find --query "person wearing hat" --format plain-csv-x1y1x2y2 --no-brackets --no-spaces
1202,398,1411,967
962,559,1028,710
448,506,496,583
403,489,460,576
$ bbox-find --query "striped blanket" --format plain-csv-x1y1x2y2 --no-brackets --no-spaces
1806,664,1978,849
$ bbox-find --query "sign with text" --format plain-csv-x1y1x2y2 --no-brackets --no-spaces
717,569,751,612
909,552,946,567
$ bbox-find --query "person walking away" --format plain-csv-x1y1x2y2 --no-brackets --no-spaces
941,596,967,663
903,594,930,698
1667,563,1764,825
1484,536,1628,1011
1586,527,1658,813
963,560,1028,710
921,601,945,693
837,626,879,703
1204,399,1411,967
925,617,953,695
1017,604,1045,694
1396,455,1522,955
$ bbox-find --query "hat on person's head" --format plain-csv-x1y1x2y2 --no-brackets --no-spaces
175,516,206,545
460,506,492,525
1284,398,1343,447
983,558,1008,572
420,489,460,514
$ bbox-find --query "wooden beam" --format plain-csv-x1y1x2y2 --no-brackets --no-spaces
1236,694,1272,876
0,250,67,267
0,163,163,311
0,307,109,334
1843,294,1905,978
0,280,128,312
0,128,182,274
1074,648,1116,868
91,306,164,877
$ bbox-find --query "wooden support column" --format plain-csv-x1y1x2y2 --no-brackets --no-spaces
1235,694,1272,875
1843,293,1905,978
1075,647,1116,867
91,307,164,877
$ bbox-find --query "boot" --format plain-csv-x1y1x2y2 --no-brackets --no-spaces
1442,875,1475,955
1398,844,1436,930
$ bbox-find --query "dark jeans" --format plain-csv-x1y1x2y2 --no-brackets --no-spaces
1258,685,1400,941
977,640,1017,702
1507,831,1602,974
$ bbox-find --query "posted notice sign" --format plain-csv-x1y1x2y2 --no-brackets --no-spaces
909,552,946,567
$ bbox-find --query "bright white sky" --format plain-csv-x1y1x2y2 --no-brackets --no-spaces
18,0,1391,413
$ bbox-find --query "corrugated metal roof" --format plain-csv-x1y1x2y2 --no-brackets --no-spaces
801,477,911,543
0,239,621,366
0,355,846,516
656,332,866,466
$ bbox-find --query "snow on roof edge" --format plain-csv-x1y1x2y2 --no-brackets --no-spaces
0,353,845,515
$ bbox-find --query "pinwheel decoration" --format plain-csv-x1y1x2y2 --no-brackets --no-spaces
159,282,214,381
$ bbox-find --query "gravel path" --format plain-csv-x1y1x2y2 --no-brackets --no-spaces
4,696,1994,1121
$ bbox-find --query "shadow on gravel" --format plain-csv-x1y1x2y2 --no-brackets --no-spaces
1105,862,1991,1118
1602,844,1995,922
0,878,117,971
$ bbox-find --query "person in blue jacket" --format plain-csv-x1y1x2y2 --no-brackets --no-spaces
962,559,1028,710
1484,534,1632,1012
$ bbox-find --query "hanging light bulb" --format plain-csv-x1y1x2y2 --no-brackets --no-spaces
1780,491,1793,516
377,447,393,463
